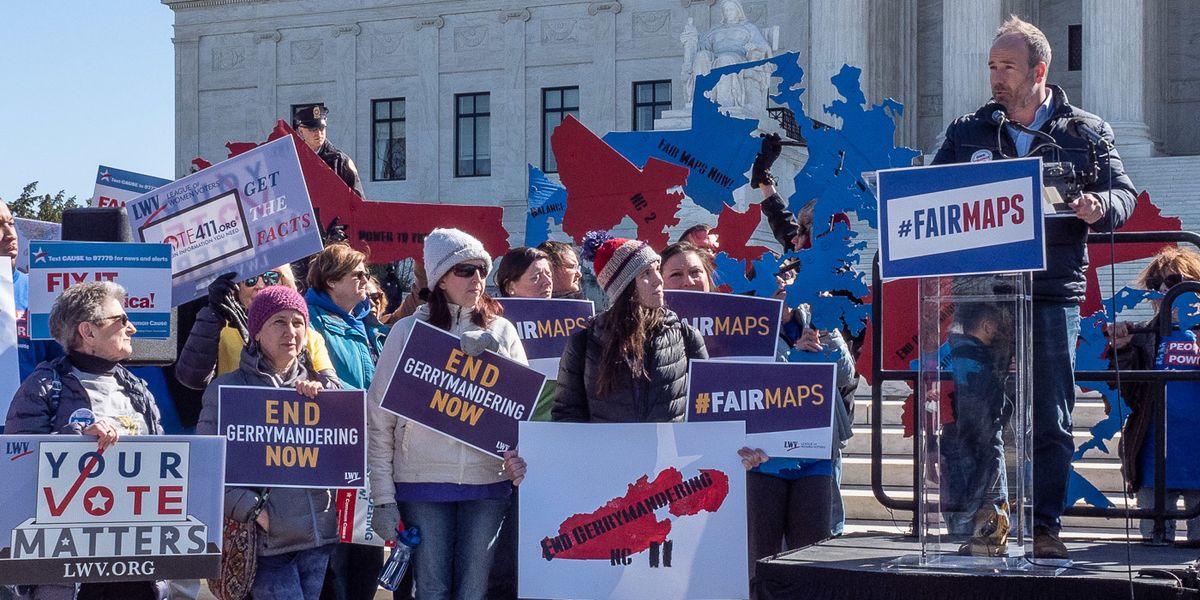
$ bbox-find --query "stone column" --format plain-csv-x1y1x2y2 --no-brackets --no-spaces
1082,0,1155,157
809,0,870,128
173,34,200,178
589,2,621,134
255,30,281,136
332,24,362,170
938,1,1002,147
499,9,531,245
414,16,443,201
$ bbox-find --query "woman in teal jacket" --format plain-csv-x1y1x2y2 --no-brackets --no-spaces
303,242,390,600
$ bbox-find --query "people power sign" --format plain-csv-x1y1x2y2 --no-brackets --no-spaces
518,421,748,600
686,359,836,459
218,387,367,488
125,136,323,305
28,241,173,339
495,298,594,379
0,435,225,585
664,290,782,360
877,156,1045,279
92,165,171,209
379,320,545,456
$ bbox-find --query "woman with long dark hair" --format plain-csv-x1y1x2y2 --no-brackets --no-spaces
366,228,527,600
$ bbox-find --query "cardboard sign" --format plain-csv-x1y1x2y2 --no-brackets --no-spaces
686,359,836,459
92,165,171,209
13,217,61,273
0,435,225,585
379,321,545,457
518,421,748,600
0,263,20,421
126,136,324,305
664,290,782,360
877,157,1045,279
495,297,593,379
218,386,367,489
28,241,173,339
336,488,385,547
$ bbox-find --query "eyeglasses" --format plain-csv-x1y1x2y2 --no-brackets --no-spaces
1146,273,1184,291
349,270,371,282
368,292,384,302
451,263,489,279
244,271,282,287
94,313,131,327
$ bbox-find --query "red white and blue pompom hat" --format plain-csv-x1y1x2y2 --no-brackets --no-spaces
582,231,661,302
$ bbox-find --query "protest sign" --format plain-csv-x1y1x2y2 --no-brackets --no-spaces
218,386,366,488
92,165,171,209
0,263,20,421
495,297,593,379
28,241,173,339
336,488,385,547
877,157,1045,279
0,435,225,585
664,290,782,360
519,421,748,600
379,320,545,456
686,359,836,459
126,136,324,305
14,217,61,273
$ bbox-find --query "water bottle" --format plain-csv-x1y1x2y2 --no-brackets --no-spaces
378,523,421,591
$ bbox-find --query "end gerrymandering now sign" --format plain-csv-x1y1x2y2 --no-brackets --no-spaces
664,290,782,360
125,136,324,306
877,157,1045,279
495,297,594,379
685,359,836,459
379,320,545,456
218,386,367,489
0,435,225,585
28,241,173,339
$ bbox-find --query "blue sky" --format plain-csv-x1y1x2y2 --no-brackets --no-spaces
2,2,175,204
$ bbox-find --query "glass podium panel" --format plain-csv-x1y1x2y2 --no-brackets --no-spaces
910,273,1034,570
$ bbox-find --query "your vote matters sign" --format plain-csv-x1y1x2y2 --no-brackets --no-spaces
0,436,225,585
878,157,1045,279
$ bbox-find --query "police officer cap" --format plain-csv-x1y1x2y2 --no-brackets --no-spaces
295,105,328,129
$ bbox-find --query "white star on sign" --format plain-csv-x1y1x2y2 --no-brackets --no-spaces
86,490,110,512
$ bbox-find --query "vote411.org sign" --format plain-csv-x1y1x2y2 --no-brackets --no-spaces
0,435,225,585
877,156,1045,279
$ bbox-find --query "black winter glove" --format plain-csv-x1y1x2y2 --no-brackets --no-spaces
324,216,348,243
751,133,783,189
208,272,239,308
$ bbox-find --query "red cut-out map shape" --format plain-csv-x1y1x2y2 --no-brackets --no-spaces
540,467,729,561
552,115,688,249
711,203,769,262
1082,191,1182,315
193,121,509,264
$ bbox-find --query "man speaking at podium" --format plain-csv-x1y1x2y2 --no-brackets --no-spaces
931,16,1137,558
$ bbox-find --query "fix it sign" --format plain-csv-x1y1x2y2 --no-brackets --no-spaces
877,157,1045,279
28,241,173,339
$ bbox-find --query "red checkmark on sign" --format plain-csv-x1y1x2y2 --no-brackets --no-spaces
42,446,107,518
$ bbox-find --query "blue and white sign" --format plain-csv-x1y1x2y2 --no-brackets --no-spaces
877,157,1045,279
92,165,172,209
28,241,173,339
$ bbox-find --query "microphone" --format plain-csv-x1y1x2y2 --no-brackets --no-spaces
990,109,1008,127
989,107,1060,153
1068,118,1115,152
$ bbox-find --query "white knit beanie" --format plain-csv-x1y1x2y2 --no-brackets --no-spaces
423,228,492,285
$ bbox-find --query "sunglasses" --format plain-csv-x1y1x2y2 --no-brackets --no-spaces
1146,273,1184,291
368,292,384,302
95,313,131,327
451,263,489,279
244,271,282,287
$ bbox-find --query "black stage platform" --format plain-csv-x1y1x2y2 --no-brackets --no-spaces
756,533,1200,600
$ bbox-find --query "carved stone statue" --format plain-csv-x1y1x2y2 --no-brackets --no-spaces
681,0,776,116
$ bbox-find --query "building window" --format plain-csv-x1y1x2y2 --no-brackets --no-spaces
1068,25,1082,72
291,102,325,128
633,80,672,131
542,87,580,173
455,92,491,177
372,98,406,181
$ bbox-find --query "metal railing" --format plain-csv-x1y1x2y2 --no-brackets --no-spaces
869,230,1200,542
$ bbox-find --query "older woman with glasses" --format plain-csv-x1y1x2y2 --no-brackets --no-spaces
177,265,336,391
6,282,162,600
367,228,527,600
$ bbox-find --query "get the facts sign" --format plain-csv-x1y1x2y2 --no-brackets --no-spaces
28,241,173,339
877,157,1045,279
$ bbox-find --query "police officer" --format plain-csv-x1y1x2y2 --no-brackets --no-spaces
294,105,365,199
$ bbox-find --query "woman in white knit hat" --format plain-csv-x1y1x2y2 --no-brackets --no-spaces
365,228,527,600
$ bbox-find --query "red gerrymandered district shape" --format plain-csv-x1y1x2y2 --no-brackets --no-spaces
540,467,729,561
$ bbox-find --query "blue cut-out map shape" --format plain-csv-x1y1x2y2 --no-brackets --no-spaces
525,164,568,247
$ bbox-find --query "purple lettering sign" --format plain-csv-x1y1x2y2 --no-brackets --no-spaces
218,386,367,488
379,320,545,456
686,360,836,459
664,290,782,359
496,297,593,379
